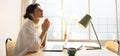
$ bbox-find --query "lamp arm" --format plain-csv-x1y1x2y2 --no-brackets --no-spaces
90,21,102,49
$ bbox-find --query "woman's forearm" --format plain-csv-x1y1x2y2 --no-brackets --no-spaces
39,31,47,44
41,33,47,47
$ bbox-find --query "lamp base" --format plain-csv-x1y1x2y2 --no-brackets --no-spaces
85,46,101,50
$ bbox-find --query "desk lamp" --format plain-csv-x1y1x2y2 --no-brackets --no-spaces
79,14,101,50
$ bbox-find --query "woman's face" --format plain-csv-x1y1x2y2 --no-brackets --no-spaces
33,6,43,19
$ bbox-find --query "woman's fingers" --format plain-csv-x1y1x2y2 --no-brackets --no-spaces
42,18,50,32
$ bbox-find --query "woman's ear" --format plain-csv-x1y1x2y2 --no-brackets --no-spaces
29,13,34,17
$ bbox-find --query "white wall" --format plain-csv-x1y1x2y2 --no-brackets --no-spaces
0,0,21,56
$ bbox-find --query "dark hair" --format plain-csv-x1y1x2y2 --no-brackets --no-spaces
24,3,40,20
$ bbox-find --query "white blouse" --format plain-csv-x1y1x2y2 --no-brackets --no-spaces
13,19,42,56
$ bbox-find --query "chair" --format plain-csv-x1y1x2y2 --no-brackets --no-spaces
5,38,16,56
105,41,118,54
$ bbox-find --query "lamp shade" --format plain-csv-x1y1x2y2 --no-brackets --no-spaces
79,14,91,29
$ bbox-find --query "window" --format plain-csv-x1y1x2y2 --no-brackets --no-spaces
63,0,89,40
36,0,63,40
90,0,117,40
28,0,119,40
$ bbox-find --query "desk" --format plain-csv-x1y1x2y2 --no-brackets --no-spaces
25,42,118,56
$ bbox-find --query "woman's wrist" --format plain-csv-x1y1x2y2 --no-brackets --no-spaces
40,31,47,42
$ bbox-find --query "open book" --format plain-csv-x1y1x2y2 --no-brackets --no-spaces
83,42,101,50
64,42,83,50
43,42,64,52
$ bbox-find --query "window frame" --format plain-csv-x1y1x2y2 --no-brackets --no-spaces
26,0,119,41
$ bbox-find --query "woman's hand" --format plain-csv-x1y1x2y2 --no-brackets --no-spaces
40,18,50,48
41,18,50,32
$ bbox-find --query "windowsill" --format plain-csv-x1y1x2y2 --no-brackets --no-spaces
47,40,115,46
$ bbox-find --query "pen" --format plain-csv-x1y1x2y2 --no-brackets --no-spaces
77,45,83,50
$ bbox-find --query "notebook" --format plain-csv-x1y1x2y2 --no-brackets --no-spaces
43,42,64,52
64,42,83,49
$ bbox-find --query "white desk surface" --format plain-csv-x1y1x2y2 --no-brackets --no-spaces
25,42,119,56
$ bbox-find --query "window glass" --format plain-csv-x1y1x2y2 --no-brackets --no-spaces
36,0,62,40
64,0,89,40
90,0,116,40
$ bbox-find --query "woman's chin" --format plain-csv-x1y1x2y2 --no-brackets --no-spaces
40,16,43,18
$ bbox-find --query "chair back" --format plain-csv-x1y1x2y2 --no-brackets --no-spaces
105,41,118,54
5,38,16,56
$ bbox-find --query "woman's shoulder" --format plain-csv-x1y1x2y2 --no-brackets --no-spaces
20,19,36,32
24,19,35,28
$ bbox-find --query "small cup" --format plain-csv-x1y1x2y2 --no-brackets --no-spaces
67,48,77,56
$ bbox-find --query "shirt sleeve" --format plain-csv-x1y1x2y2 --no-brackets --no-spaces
26,25,41,52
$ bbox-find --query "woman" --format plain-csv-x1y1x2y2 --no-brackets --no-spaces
13,3,50,56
